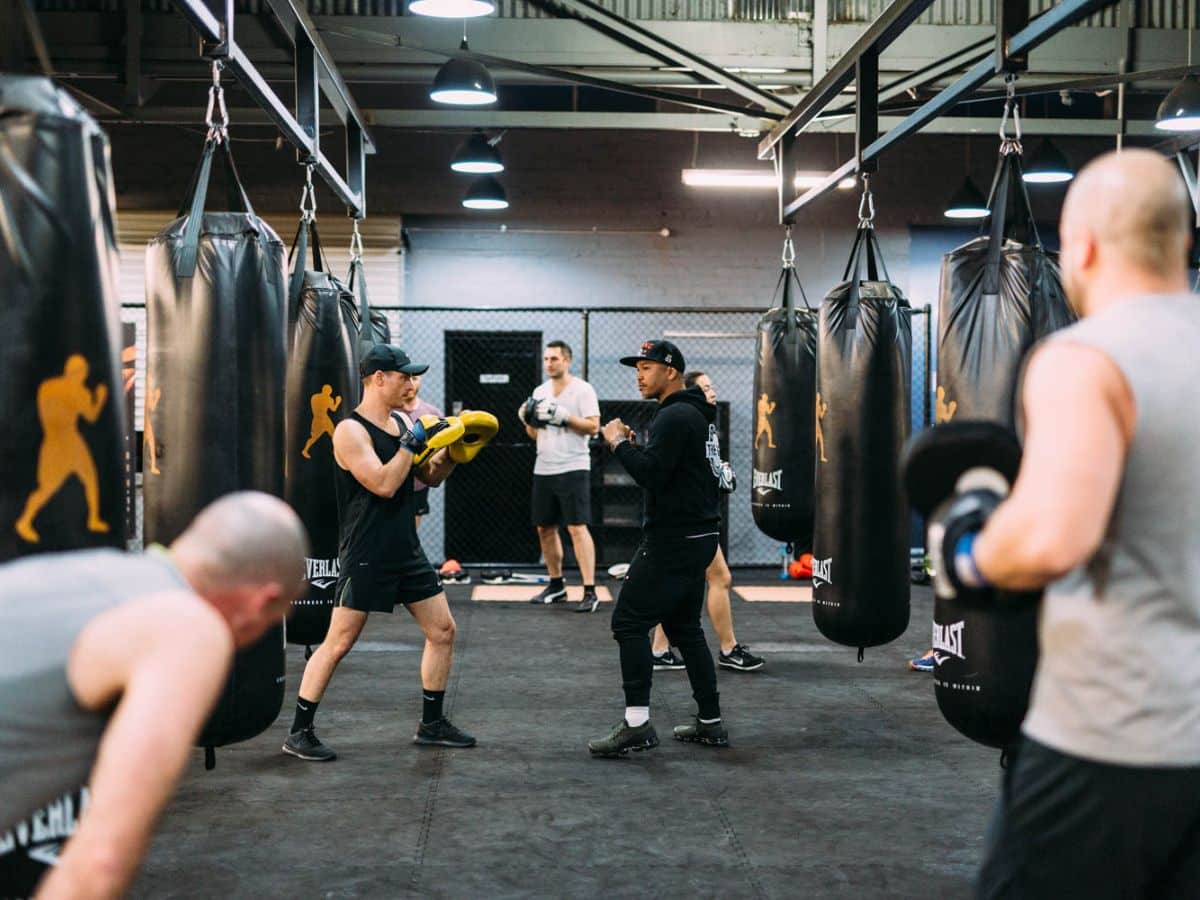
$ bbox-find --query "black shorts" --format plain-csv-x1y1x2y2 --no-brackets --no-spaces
531,471,591,526
413,487,430,517
335,557,442,613
977,736,1200,899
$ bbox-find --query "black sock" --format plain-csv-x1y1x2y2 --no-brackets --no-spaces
549,577,564,591
291,696,319,733
422,690,445,724
583,584,595,594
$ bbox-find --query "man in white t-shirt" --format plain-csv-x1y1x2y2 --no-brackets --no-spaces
517,340,602,612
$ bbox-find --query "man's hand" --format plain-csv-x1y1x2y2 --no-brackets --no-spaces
536,398,569,427
601,418,630,450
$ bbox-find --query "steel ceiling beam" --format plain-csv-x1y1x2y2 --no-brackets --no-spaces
521,0,792,115
757,0,940,160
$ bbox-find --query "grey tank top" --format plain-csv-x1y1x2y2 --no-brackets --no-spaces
0,548,186,831
1022,294,1200,766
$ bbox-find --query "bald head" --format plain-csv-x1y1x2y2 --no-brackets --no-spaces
171,492,309,600
1059,149,1191,313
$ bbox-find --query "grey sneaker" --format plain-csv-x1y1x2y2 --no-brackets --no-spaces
573,590,600,613
718,643,765,672
653,649,686,671
282,727,337,761
673,717,730,747
587,720,659,758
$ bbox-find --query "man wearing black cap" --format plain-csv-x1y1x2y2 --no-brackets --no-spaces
283,344,477,761
588,340,729,757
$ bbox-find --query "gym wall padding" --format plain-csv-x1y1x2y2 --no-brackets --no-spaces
812,224,912,653
144,133,288,750
751,262,818,549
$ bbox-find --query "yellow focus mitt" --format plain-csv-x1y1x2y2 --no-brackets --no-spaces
449,410,500,464
409,414,465,467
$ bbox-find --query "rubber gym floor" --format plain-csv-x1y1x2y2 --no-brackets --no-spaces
132,574,999,899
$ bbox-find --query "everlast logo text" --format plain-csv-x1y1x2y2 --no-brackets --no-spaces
931,620,965,661
812,557,832,587
753,469,782,493
0,789,89,862
306,558,340,590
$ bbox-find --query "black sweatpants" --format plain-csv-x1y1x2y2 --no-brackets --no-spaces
977,736,1200,899
610,533,720,719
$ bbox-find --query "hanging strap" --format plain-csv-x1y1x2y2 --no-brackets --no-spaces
287,219,329,330
841,225,892,311
13,0,54,76
347,220,374,345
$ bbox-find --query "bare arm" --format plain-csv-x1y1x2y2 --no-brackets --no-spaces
418,448,456,487
975,343,1134,590
564,414,600,437
38,596,233,900
333,418,414,498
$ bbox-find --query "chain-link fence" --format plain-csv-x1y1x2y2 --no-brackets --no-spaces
118,303,931,564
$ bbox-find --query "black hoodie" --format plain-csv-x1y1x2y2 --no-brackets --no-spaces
613,385,722,539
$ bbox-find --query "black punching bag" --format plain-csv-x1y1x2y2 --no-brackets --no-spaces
285,219,358,647
904,421,1040,749
812,223,911,653
751,252,818,548
936,148,1075,427
0,73,127,899
144,132,288,750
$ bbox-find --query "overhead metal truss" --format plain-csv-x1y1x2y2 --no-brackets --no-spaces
170,0,375,217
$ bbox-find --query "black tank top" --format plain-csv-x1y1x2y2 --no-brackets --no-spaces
335,410,422,573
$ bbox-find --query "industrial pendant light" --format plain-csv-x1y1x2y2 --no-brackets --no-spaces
943,177,990,219
430,40,497,106
409,0,495,17
1023,139,1074,184
451,130,504,174
462,175,508,210
1156,74,1200,131
1157,1,1200,131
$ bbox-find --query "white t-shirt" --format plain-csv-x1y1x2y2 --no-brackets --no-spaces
532,377,600,475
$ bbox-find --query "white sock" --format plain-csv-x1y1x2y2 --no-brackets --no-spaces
699,717,721,724
625,706,650,727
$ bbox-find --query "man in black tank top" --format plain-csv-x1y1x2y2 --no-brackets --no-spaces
284,344,477,760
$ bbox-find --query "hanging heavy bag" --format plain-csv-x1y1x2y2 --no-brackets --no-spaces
284,215,358,647
903,421,1040,749
812,220,912,654
0,75,128,562
936,146,1074,427
751,243,819,549
0,72,127,899
348,251,392,352
143,127,288,753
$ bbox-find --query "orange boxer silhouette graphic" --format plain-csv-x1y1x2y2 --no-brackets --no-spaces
15,355,110,543
301,384,342,459
815,393,829,463
755,393,777,450
936,385,958,424
143,376,162,475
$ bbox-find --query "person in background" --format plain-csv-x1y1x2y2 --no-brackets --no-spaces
651,371,764,674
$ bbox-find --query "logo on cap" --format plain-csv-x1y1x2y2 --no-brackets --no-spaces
641,341,654,355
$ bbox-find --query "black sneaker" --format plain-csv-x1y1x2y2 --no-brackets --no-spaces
414,716,477,748
673,717,730,747
653,649,686,671
282,727,337,761
529,584,568,604
573,590,600,613
587,720,659,758
719,643,765,672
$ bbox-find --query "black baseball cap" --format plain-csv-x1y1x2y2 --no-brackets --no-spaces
359,343,429,377
619,339,686,373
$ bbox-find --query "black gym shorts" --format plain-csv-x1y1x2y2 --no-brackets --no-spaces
977,736,1200,899
531,471,592,526
335,557,442,613
413,487,431,517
